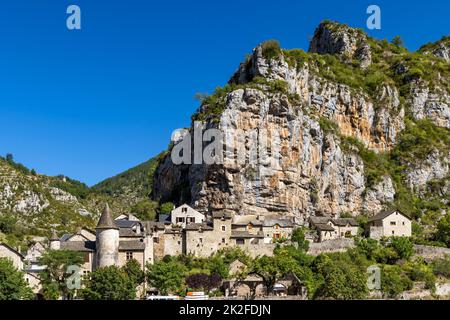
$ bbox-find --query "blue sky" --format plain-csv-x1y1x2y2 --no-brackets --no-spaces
0,0,448,186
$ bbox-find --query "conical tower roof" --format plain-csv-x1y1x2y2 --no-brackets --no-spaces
50,229,59,241
96,204,119,230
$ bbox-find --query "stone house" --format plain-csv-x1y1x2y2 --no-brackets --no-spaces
0,243,24,270
171,204,205,228
368,209,412,239
309,216,359,242
262,216,295,243
44,204,297,274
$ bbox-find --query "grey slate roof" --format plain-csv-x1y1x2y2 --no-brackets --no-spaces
263,217,294,228
119,241,145,251
158,214,171,223
60,241,96,252
185,223,214,231
309,216,331,225
331,218,358,227
231,231,265,239
60,234,72,242
96,204,119,230
314,224,336,232
368,209,410,222
116,220,140,229
143,221,166,233
119,228,142,238
212,212,233,220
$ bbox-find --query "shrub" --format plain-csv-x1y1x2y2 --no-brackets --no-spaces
261,40,281,60
388,237,414,261
431,257,450,278
381,265,413,298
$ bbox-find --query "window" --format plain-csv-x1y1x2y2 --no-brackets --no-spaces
392,231,395,235
403,222,405,226
222,238,226,244
84,253,90,263
222,225,226,232
236,239,245,245
390,221,396,226
177,217,185,223
274,233,281,239
182,207,187,213
199,238,203,243
187,217,195,223
126,252,133,261
153,237,159,244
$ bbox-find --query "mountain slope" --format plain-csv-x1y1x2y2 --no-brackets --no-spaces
152,21,449,242
0,157,129,248
92,155,162,207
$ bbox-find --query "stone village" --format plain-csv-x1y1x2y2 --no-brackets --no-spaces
0,203,413,297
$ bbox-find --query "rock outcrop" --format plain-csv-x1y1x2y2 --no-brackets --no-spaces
153,22,449,224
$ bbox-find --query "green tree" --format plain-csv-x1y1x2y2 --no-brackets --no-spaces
436,213,450,247
356,238,381,261
82,266,136,300
131,200,158,221
314,254,368,300
388,237,414,260
146,258,187,295
159,202,174,215
291,228,309,252
0,258,33,300
122,259,145,287
37,250,84,300
251,254,298,295
391,36,404,47
381,265,413,298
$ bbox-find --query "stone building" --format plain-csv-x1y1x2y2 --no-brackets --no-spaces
309,216,359,242
368,209,412,239
43,204,296,272
0,243,24,270
171,204,205,228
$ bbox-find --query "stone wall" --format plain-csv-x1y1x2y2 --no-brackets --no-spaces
413,245,450,262
369,226,384,240
164,232,183,257
307,238,355,256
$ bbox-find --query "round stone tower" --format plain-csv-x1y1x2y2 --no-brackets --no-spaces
95,204,119,269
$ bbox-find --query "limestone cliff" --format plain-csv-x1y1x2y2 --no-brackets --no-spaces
153,21,449,229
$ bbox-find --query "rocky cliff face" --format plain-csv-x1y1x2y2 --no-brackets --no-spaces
153,21,449,226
